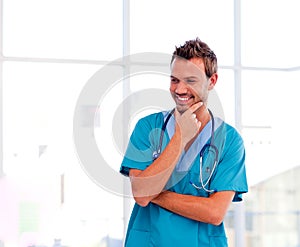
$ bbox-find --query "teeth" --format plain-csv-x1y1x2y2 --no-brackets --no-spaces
177,96,189,101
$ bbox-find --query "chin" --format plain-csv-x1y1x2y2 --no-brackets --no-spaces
176,105,190,114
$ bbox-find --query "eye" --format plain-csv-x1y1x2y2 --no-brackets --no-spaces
186,79,196,83
185,79,197,84
170,77,179,83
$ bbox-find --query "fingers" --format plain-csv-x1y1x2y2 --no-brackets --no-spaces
188,101,203,114
195,117,202,129
174,103,203,146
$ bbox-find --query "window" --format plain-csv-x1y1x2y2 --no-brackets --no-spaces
1,0,300,246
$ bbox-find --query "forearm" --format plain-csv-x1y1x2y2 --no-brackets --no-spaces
151,190,235,225
130,131,184,206
129,104,203,206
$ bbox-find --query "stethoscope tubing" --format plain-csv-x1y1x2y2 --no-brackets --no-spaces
153,108,219,193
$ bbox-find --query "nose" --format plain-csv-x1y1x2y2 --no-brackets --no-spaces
175,80,188,94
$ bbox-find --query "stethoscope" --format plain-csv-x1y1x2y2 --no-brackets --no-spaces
152,108,219,193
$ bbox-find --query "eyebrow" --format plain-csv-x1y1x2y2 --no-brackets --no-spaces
170,75,199,80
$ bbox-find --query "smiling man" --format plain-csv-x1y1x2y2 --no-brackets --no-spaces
120,38,248,247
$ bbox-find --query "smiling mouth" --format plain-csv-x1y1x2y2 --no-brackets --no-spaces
176,95,193,104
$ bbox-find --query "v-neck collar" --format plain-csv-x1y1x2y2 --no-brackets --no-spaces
162,110,223,172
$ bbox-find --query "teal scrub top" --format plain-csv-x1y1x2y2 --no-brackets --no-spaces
120,111,248,247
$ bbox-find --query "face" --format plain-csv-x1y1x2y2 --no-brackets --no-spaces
170,57,217,114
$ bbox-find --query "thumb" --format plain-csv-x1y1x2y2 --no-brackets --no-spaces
174,108,179,118
174,108,182,123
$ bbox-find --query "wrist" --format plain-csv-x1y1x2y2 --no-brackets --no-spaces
173,129,186,150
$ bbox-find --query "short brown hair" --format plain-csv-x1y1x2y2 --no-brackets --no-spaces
171,37,218,78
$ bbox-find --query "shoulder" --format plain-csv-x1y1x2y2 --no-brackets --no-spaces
216,119,243,142
214,119,245,159
134,111,167,130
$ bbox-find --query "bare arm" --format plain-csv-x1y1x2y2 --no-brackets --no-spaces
151,190,235,225
129,102,203,207
129,131,182,206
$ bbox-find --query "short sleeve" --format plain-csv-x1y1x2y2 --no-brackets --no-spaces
210,124,248,202
120,112,164,176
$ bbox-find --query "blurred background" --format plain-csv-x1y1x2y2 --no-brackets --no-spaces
0,0,300,246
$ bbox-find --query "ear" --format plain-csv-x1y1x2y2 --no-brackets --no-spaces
208,73,218,90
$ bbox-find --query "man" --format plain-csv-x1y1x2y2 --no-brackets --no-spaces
120,38,248,247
